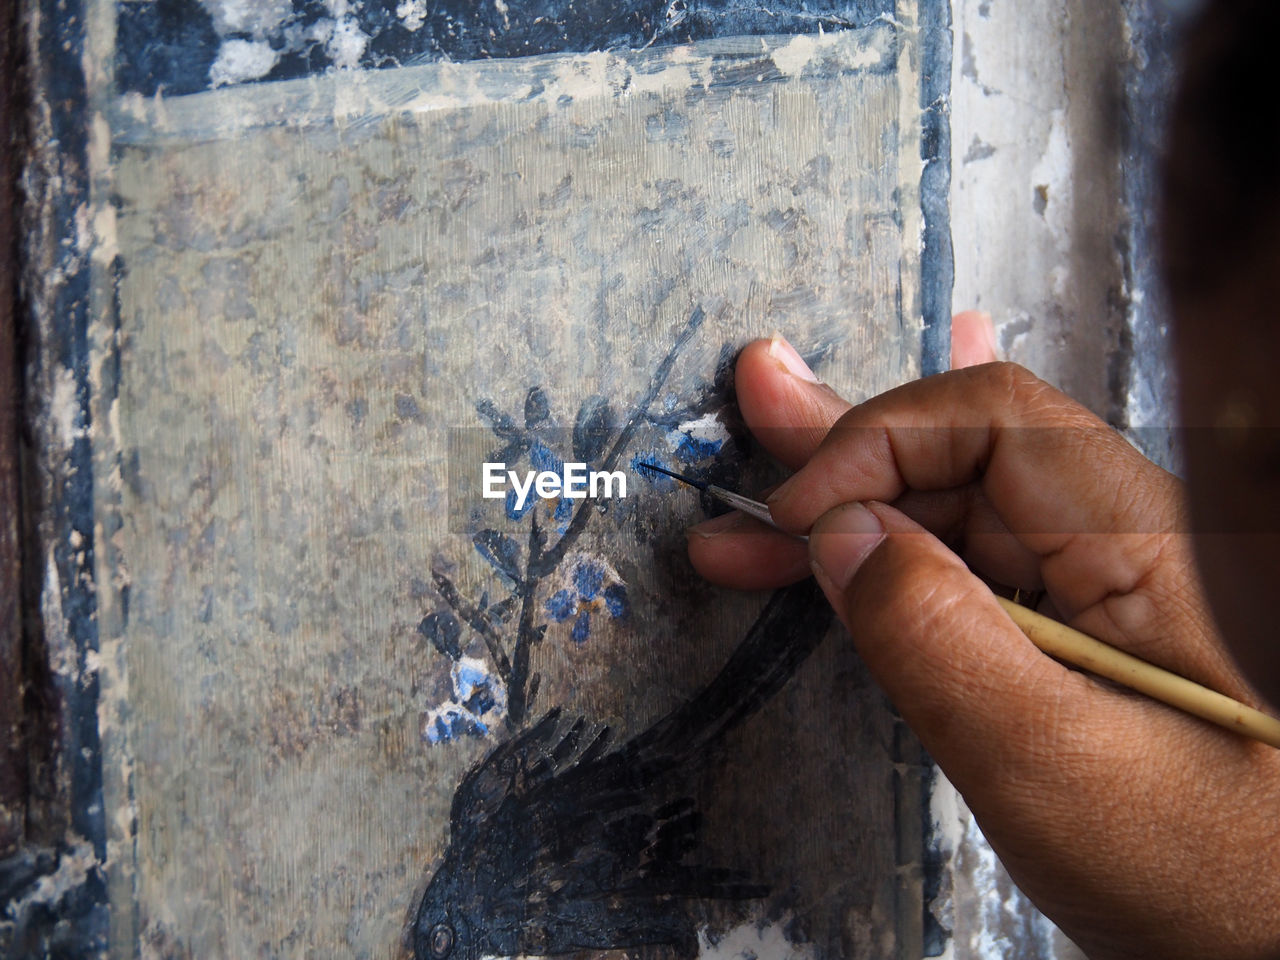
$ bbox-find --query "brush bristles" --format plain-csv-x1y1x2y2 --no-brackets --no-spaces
636,461,709,492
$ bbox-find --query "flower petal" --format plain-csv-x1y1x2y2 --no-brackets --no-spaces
571,609,590,644
604,583,630,620
546,589,576,622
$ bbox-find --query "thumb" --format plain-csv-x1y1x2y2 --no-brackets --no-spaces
808,501,1079,777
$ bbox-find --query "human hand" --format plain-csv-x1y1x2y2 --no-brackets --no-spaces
687,333,1280,959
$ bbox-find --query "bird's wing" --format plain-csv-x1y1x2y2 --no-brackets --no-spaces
536,793,767,901
621,578,833,775
449,708,614,840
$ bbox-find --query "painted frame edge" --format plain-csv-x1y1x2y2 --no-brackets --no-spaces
1,0,25,862
919,0,954,380
915,0,953,955
0,0,111,956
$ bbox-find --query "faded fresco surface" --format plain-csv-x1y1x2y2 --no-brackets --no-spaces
91,11,942,959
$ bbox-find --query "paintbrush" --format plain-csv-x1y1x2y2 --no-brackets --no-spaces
637,461,1280,749
637,461,800,535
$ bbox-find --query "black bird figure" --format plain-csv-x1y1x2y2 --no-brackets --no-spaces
410,578,834,960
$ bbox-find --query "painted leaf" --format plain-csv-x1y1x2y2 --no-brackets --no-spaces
418,611,463,661
473,529,522,583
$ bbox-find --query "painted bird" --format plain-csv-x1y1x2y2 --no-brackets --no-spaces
410,579,833,960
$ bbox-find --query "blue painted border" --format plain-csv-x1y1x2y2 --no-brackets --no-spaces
2,0,112,955
918,0,953,378
115,0,898,96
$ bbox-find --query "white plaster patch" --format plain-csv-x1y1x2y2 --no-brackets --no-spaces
209,38,280,87
771,31,881,77
677,413,730,445
665,412,730,458
628,60,700,96
327,17,371,70
42,550,75,681
396,0,427,31
771,33,818,76
50,365,84,450
198,0,292,37
697,917,817,959
73,201,92,257
88,112,111,176
92,203,119,265
306,18,335,45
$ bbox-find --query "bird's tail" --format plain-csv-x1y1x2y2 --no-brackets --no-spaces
624,578,834,771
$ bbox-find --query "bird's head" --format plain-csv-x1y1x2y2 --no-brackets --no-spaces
412,869,472,960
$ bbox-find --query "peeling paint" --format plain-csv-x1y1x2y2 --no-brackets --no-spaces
697,916,818,959
41,550,76,681
2,842,101,916
111,23,899,145
49,366,85,453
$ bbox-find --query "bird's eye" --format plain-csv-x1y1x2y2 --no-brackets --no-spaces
429,922,454,959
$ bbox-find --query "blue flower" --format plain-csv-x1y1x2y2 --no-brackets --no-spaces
422,656,508,745
544,557,629,644
546,588,576,621
425,708,487,745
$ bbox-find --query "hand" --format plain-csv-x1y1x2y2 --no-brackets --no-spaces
687,332,1280,960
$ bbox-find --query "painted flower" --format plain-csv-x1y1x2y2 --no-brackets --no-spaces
665,412,730,463
422,656,508,745
545,556,629,644
630,409,734,495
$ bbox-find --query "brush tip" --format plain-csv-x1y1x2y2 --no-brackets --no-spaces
636,461,708,491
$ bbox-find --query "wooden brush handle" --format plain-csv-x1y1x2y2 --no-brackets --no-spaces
996,597,1280,749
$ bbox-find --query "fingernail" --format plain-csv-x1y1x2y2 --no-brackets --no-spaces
687,511,747,539
768,334,820,384
809,503,886,592
764,478,792,506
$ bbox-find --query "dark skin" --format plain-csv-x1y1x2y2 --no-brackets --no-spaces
688,329,1280,960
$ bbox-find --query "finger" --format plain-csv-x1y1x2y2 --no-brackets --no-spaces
685,511,811,589
733,336,853,470
806,499,1098,777
951,310,999,368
